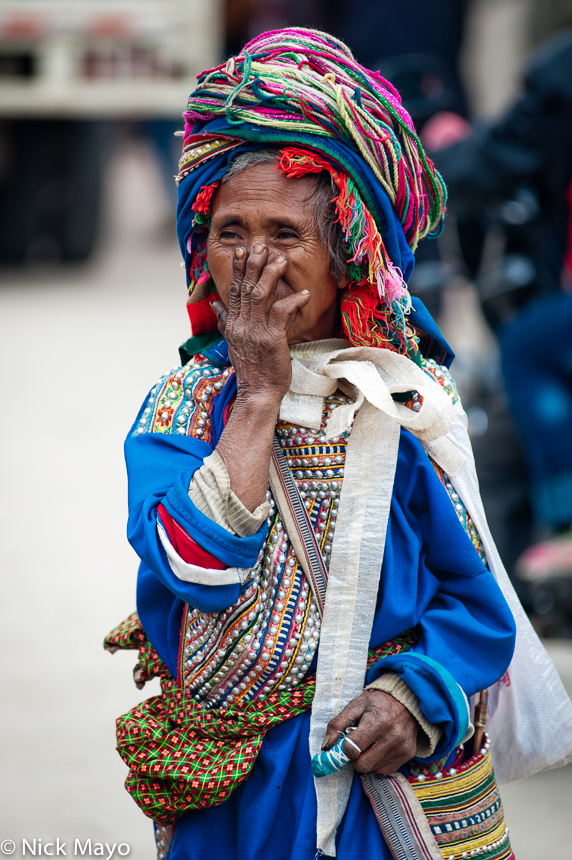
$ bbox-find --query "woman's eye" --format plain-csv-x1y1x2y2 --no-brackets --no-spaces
220,230,240,240
277,230,298,240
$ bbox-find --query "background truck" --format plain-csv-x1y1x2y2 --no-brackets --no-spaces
0,0,221,262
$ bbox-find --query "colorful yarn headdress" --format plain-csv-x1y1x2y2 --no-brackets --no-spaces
176,28,447,359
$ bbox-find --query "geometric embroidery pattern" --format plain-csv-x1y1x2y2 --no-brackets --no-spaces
181,392,353,710
132,358,234,442
409,737,514,860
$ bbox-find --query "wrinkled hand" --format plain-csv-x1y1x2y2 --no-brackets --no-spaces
211,244,311,404
323,690,418,776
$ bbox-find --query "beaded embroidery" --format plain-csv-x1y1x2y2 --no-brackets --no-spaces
115,634,417,824
417,359,488,564
154,824,174,860
176,134,240,185
407,734,513,860
181,391,354,709
432,462,488,566
132,360,233,441
421,357,459,405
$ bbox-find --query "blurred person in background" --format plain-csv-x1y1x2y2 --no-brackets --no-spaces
104,26,572,860
432,29,572,633
529,0,572,45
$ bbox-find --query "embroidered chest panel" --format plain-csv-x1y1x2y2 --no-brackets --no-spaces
181,393,353,710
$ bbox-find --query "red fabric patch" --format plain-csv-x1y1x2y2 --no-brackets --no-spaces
158,504,226,569
186,294,219,336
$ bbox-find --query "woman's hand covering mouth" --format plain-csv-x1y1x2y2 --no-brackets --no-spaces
210,242,310,405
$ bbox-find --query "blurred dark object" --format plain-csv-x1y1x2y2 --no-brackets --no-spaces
0,52,35,78
225,0,256,57
433,32,572,627
225,0,290,57
528,578,572,638
471,392,534,610
140,118,181,204
377,54,465,129
0,119,109,264
315,0,469,115
408,235,448,320
500,291,572,531
516,530,572,637
475,184,541,330
362,13,472,325
529,0,572,46
375,52,472,319
372,51,471,319
435,29,572,529
435,30,572,310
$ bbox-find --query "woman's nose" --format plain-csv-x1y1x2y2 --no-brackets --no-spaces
246,235,272,254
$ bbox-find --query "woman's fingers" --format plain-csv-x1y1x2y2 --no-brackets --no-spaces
323,690,419,773
242,249,289,319
357,739,407,776
323,699,367,752
352,728,416,775
270,288,311,329
227,247,247,317
350,692,418,774
225,245,309,349
358,735,417,776
228,245,289,323
241,243,268,297
210,301,228,336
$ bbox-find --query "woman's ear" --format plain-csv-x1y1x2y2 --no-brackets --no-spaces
337,273,351,290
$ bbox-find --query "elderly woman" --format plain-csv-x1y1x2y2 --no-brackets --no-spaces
106,28,572,860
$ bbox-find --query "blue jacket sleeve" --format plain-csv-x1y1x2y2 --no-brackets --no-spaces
125,376,268,619
365,431,516,761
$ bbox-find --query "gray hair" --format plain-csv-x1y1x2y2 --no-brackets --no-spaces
221,149,348,280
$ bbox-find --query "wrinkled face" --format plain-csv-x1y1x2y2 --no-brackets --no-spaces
207,163,348,343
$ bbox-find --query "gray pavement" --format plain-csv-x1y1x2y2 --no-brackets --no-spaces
1,143,571,859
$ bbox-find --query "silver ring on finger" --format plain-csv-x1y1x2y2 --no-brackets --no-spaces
344,736,362,756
